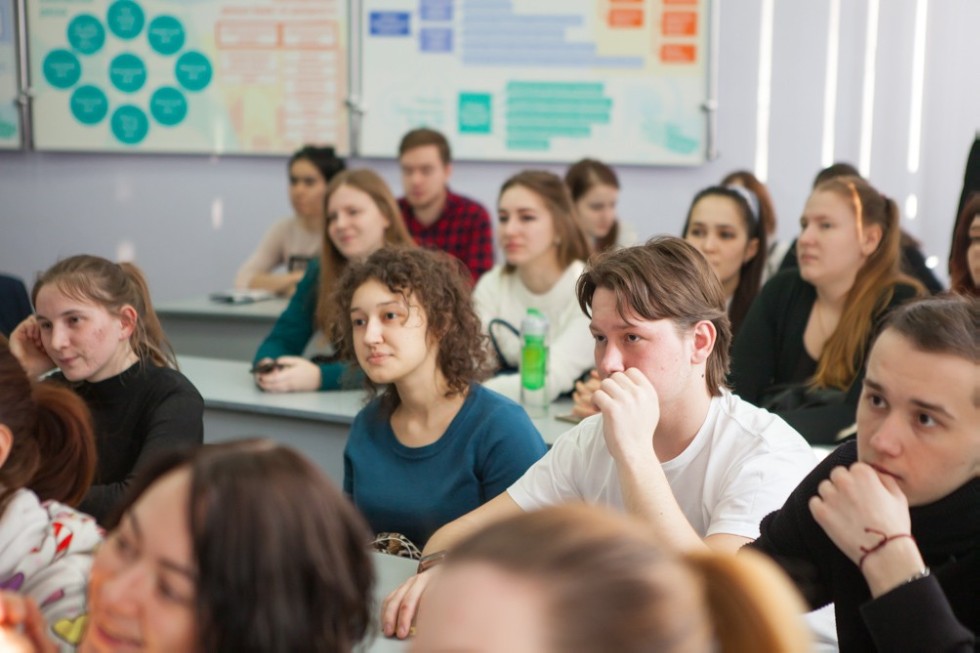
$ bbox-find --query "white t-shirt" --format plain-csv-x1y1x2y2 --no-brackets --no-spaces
235,216,321,288
474,260,593,401
508,389,818,540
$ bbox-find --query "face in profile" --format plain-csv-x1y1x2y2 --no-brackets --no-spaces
327,184,392,262
349,278,437,387
34,285,135,383
288,159,329,223
684,195,759,296
574,183,618,240
968,214,980,288
857,328,980,506
498,185,558,270
81,469,197,653
411,561,550,653
797,190,877,289
400,145,450,211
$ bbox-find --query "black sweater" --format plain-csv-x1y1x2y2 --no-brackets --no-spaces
750,441,978,652
729,270,919,443
60,362,204,523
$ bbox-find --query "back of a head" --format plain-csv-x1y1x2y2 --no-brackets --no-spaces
110,440,374,653
448,504,809,653
0,345,96,507
576,237,731,394
32,254,176,368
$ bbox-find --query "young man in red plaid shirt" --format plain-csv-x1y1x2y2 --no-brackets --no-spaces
397,128,494,282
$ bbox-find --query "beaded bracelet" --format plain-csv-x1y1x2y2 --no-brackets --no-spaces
857,527,915,569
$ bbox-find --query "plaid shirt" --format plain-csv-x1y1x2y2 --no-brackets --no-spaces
399,189,494,282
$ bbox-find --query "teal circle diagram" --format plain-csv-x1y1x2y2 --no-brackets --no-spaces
111,105,149,144
70,85,109,124
67,14,105,55
109,53,147,93
175,51,212,91
150,87,188,126
107,0,145,40
43,49,82,89
147,15,185,55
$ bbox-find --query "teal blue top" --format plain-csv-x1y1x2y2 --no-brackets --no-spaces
344,384,548,547
253,258,351,390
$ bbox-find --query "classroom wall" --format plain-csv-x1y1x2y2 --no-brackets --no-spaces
2,0,977,301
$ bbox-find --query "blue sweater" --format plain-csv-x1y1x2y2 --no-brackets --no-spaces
344,384,547,547
253,258,350,390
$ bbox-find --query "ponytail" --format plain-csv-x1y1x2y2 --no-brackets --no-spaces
684,549,811,653
118,262,178,369
0,346,96,510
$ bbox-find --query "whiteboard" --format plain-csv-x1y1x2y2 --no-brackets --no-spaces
27,0,349,154
0,0,19,149
358,0,710,165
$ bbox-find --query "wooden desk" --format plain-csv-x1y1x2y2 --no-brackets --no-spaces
180,356,576,485
158,296,288,361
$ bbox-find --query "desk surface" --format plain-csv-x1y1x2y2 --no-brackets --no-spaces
365,552,415,652
179,356,575,445
157,295,289,321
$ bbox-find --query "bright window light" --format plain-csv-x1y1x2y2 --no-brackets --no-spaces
821,0,841,167
907,0,928,173
905,193,918,220
754,0,775,183
859,0,880,178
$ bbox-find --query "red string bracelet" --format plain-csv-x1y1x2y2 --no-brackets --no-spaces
857,527,915,569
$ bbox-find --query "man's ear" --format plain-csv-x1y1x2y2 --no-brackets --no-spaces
444,162,454,181
117,305,139,340
690,320,716,365
0,424,14,469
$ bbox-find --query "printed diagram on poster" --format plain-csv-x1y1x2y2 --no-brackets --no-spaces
0,0,19,148
358,0,710,165
28,0,348,153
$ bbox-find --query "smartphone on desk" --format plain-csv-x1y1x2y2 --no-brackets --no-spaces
249,361,284,375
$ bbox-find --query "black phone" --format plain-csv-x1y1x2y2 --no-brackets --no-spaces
287,256,313,273
249,361,283,374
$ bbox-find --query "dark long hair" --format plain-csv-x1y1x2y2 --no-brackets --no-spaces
950,193,980,297
0,344,96,508
106,441,374,653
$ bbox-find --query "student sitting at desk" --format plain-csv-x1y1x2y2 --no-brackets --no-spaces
750,296,979,652
235,145,346,296
474,170,594,402
564,158,637,253
253,169,414,393
729,175,922,444
9,255,204,524
381,238,817,639
0,440,375,653
334,247,547,549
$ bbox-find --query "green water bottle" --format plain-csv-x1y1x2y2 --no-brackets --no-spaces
520,308,549,416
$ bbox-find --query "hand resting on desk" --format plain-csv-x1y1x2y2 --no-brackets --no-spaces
253,355,321,392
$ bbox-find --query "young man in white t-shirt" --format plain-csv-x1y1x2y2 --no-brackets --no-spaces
382,237,817,639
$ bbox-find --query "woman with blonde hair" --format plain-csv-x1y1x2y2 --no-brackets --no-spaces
730,176,922,443
475,170,593,401
253,169,414,393
412,503,810,653
9,255,203,522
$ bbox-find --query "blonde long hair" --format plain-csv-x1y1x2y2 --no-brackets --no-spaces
810,177,922,390
314,170,414,334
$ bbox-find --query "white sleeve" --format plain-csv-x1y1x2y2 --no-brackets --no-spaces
507,418,597,510
235,219,290,288
543,301,594,399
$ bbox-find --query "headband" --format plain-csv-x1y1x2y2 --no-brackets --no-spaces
724,185,760,226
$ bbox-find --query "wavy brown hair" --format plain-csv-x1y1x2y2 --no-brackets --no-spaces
332,247,493,415
808,177,923,390
436,504,810,653
721,169,777,237
0,344,96,508
32,255,176,369
500,170,591,274
315,170,415,335
950,193,980,297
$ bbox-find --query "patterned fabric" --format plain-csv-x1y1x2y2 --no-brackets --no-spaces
399,189,494,282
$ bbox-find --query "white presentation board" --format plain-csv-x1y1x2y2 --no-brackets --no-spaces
0,0,19,148
28,0,348,154
358,0,710,164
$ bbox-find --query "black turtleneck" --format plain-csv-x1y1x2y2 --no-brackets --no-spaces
750,440,978,652
57,362,204,524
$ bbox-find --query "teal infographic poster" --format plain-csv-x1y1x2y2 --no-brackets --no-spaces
29,0,348,153
0,0,19,148
359,0,709,164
